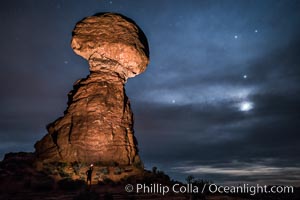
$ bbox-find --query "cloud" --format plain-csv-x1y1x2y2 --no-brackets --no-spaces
172,160,300,185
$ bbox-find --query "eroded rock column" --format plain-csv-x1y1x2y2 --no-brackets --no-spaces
35,13,149,166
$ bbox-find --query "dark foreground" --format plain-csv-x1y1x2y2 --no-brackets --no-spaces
1,184,299,200
0,152,299,200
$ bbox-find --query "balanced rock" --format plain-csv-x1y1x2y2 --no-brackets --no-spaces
35,13,149,165
71,13,149,79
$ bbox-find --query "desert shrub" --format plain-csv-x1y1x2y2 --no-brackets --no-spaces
124,175,139,184
58,178,85,191
59,169,71,178
99,167,109,175
94,161,104,166
102,178,115,185
56,162,68,168
142,174,155,184
93,175,99,181
42,164,59,176
186,175,195,184
109,161,119,167
80,172,86,176
71,162,81,175
152,166,157,174
192,178,211,194
42,162,69,176
185,175,212,196
46,161,67,169
114,167,124,175
156,170,170,181
133,161,144,169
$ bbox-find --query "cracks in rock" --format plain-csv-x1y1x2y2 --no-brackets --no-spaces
68,116,74,144
46,122,59,148
67,77,88,107
123,88,128,116
88,52,128,81
111,128,115,141
124,127,132,165
49,129,64,160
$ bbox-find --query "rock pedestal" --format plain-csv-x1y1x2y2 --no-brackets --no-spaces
34,13,149,166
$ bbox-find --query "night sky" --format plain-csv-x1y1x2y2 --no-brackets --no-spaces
1,0,300,186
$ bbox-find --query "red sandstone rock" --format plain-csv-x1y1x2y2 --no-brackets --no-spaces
35,13,149,166
71,13,149,79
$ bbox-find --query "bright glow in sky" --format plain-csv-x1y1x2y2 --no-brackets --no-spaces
239,101,254,112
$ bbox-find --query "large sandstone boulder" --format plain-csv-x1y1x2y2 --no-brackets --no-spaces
71,13,149,79
35,13,149,166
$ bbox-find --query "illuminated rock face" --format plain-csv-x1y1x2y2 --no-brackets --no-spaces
35,13,149,165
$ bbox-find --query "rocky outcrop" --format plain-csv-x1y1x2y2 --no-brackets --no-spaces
34,13,149,166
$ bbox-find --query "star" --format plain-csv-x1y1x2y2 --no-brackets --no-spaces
172,99,176,103
109,1,113,4
243,75,247,79
254,29,258,33
234,35,238,39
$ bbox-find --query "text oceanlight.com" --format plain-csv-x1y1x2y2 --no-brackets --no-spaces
124,183,294,196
